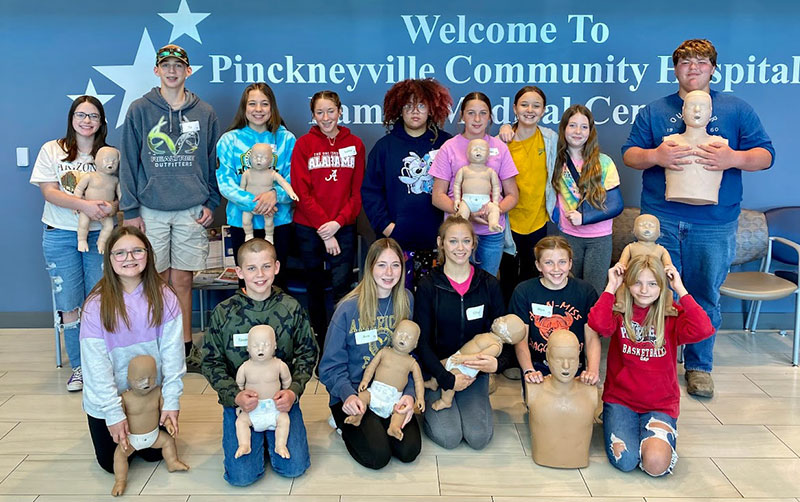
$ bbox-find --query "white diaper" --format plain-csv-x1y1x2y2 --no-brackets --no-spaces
445,351,480,378
462,193,491,213
128,427,159,451
249,398,279,432
368,380,402,418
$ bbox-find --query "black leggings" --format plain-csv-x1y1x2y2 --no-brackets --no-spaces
87,415,163,473
499,225,548,305
330,401,421,470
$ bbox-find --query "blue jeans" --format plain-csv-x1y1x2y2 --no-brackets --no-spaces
473,231,504,277
42,225,104,368
603,402,678,476
655,216,737,372
222,403,310,486
422,372,493,450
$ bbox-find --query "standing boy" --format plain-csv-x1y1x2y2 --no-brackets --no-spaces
201,238,316,485
120,44,221,368
622,39,774,397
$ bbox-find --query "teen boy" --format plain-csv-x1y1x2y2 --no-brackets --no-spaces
201,238,316,485
119,44,221,367
622,39,774,397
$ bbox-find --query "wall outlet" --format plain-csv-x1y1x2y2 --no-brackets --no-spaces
16,147,29,167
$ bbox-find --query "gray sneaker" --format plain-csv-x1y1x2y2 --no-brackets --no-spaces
686,370,714,398
186,344,203,374
66,366,83,392
502,367,522,380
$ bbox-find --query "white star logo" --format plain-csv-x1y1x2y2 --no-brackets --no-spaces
159,0,210,44
67,79,114,106
93,28,203,128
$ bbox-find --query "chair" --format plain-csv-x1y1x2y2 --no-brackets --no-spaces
719,207,800,366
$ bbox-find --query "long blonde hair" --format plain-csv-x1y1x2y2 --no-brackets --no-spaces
339,238,410,329
619,255,671,349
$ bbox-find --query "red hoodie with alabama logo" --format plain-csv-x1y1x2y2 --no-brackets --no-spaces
290,125,365,229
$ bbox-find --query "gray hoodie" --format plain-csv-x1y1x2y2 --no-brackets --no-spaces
120,88,221,218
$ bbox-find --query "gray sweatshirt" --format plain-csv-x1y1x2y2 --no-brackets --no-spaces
120,87,221,218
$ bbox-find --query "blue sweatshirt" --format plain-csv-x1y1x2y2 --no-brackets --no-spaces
216,125,297,228
361,125,451,250
319,292,415,405
120,88,221,218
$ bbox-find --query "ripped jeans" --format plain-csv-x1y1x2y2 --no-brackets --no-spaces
42,225,104,368
602,402,678,476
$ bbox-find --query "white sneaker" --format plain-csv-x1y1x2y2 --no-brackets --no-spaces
66,366,83,392
327,414,342,435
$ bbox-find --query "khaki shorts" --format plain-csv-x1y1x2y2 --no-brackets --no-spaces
141,205,208,273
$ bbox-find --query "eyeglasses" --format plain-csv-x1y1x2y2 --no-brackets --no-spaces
110,248,147,262
403,102,428,113
74,112,101,122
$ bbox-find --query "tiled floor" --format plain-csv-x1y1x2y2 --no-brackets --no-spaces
0,327,799,501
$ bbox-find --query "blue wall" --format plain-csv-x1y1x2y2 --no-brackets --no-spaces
3,0,798,317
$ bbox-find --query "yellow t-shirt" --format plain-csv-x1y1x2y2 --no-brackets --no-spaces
507,129,548,234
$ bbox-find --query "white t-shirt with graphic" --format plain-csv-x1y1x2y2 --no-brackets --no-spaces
29,140,101,231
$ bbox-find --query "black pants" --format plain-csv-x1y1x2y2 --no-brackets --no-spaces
87,414,163,473
499,225,548,306
229,224,291,290
330,401,421,470
295,224,355,350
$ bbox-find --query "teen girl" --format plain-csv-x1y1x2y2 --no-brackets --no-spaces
588,255,713,476
216,82,296,289
319,238,420,469
430,92,519,277
80,226,186,473
497,86,558,302
291,90,365,348
552,104,622,294
30,96,111,391
509,236,600,385
414,216,506,449
361,78,453,289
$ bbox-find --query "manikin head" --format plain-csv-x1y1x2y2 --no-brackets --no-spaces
95,146,120,175
247,325,277,362
633,214,661,243
391,320,421,354
127,355,158,395
546,330,580,384
491,314,527,345
250,143,274,171
467,138,489,165
682,90,713,129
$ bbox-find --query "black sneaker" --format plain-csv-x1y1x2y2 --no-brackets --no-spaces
186,344,203,374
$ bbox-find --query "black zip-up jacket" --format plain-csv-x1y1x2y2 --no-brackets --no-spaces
414,266,505,390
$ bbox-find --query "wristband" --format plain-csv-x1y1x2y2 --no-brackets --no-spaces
523,369,535,375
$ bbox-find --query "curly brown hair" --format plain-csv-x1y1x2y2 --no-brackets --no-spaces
382,78,453,131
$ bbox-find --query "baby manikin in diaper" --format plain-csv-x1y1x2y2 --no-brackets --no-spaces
234,325,292,459
112,355,188,496
452,138,504,233
344,320,426,441
424,314,527,411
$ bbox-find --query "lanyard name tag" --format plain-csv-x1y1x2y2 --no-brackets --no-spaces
233,333,249,347
465,304,484,321
181,120,200,133
489,147,499,156
355,329,378,345
531,303,553,317
339,146,356,157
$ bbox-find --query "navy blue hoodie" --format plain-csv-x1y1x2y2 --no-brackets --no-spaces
361,125,451,250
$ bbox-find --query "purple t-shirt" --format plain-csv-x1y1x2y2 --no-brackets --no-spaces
429,134,519,235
